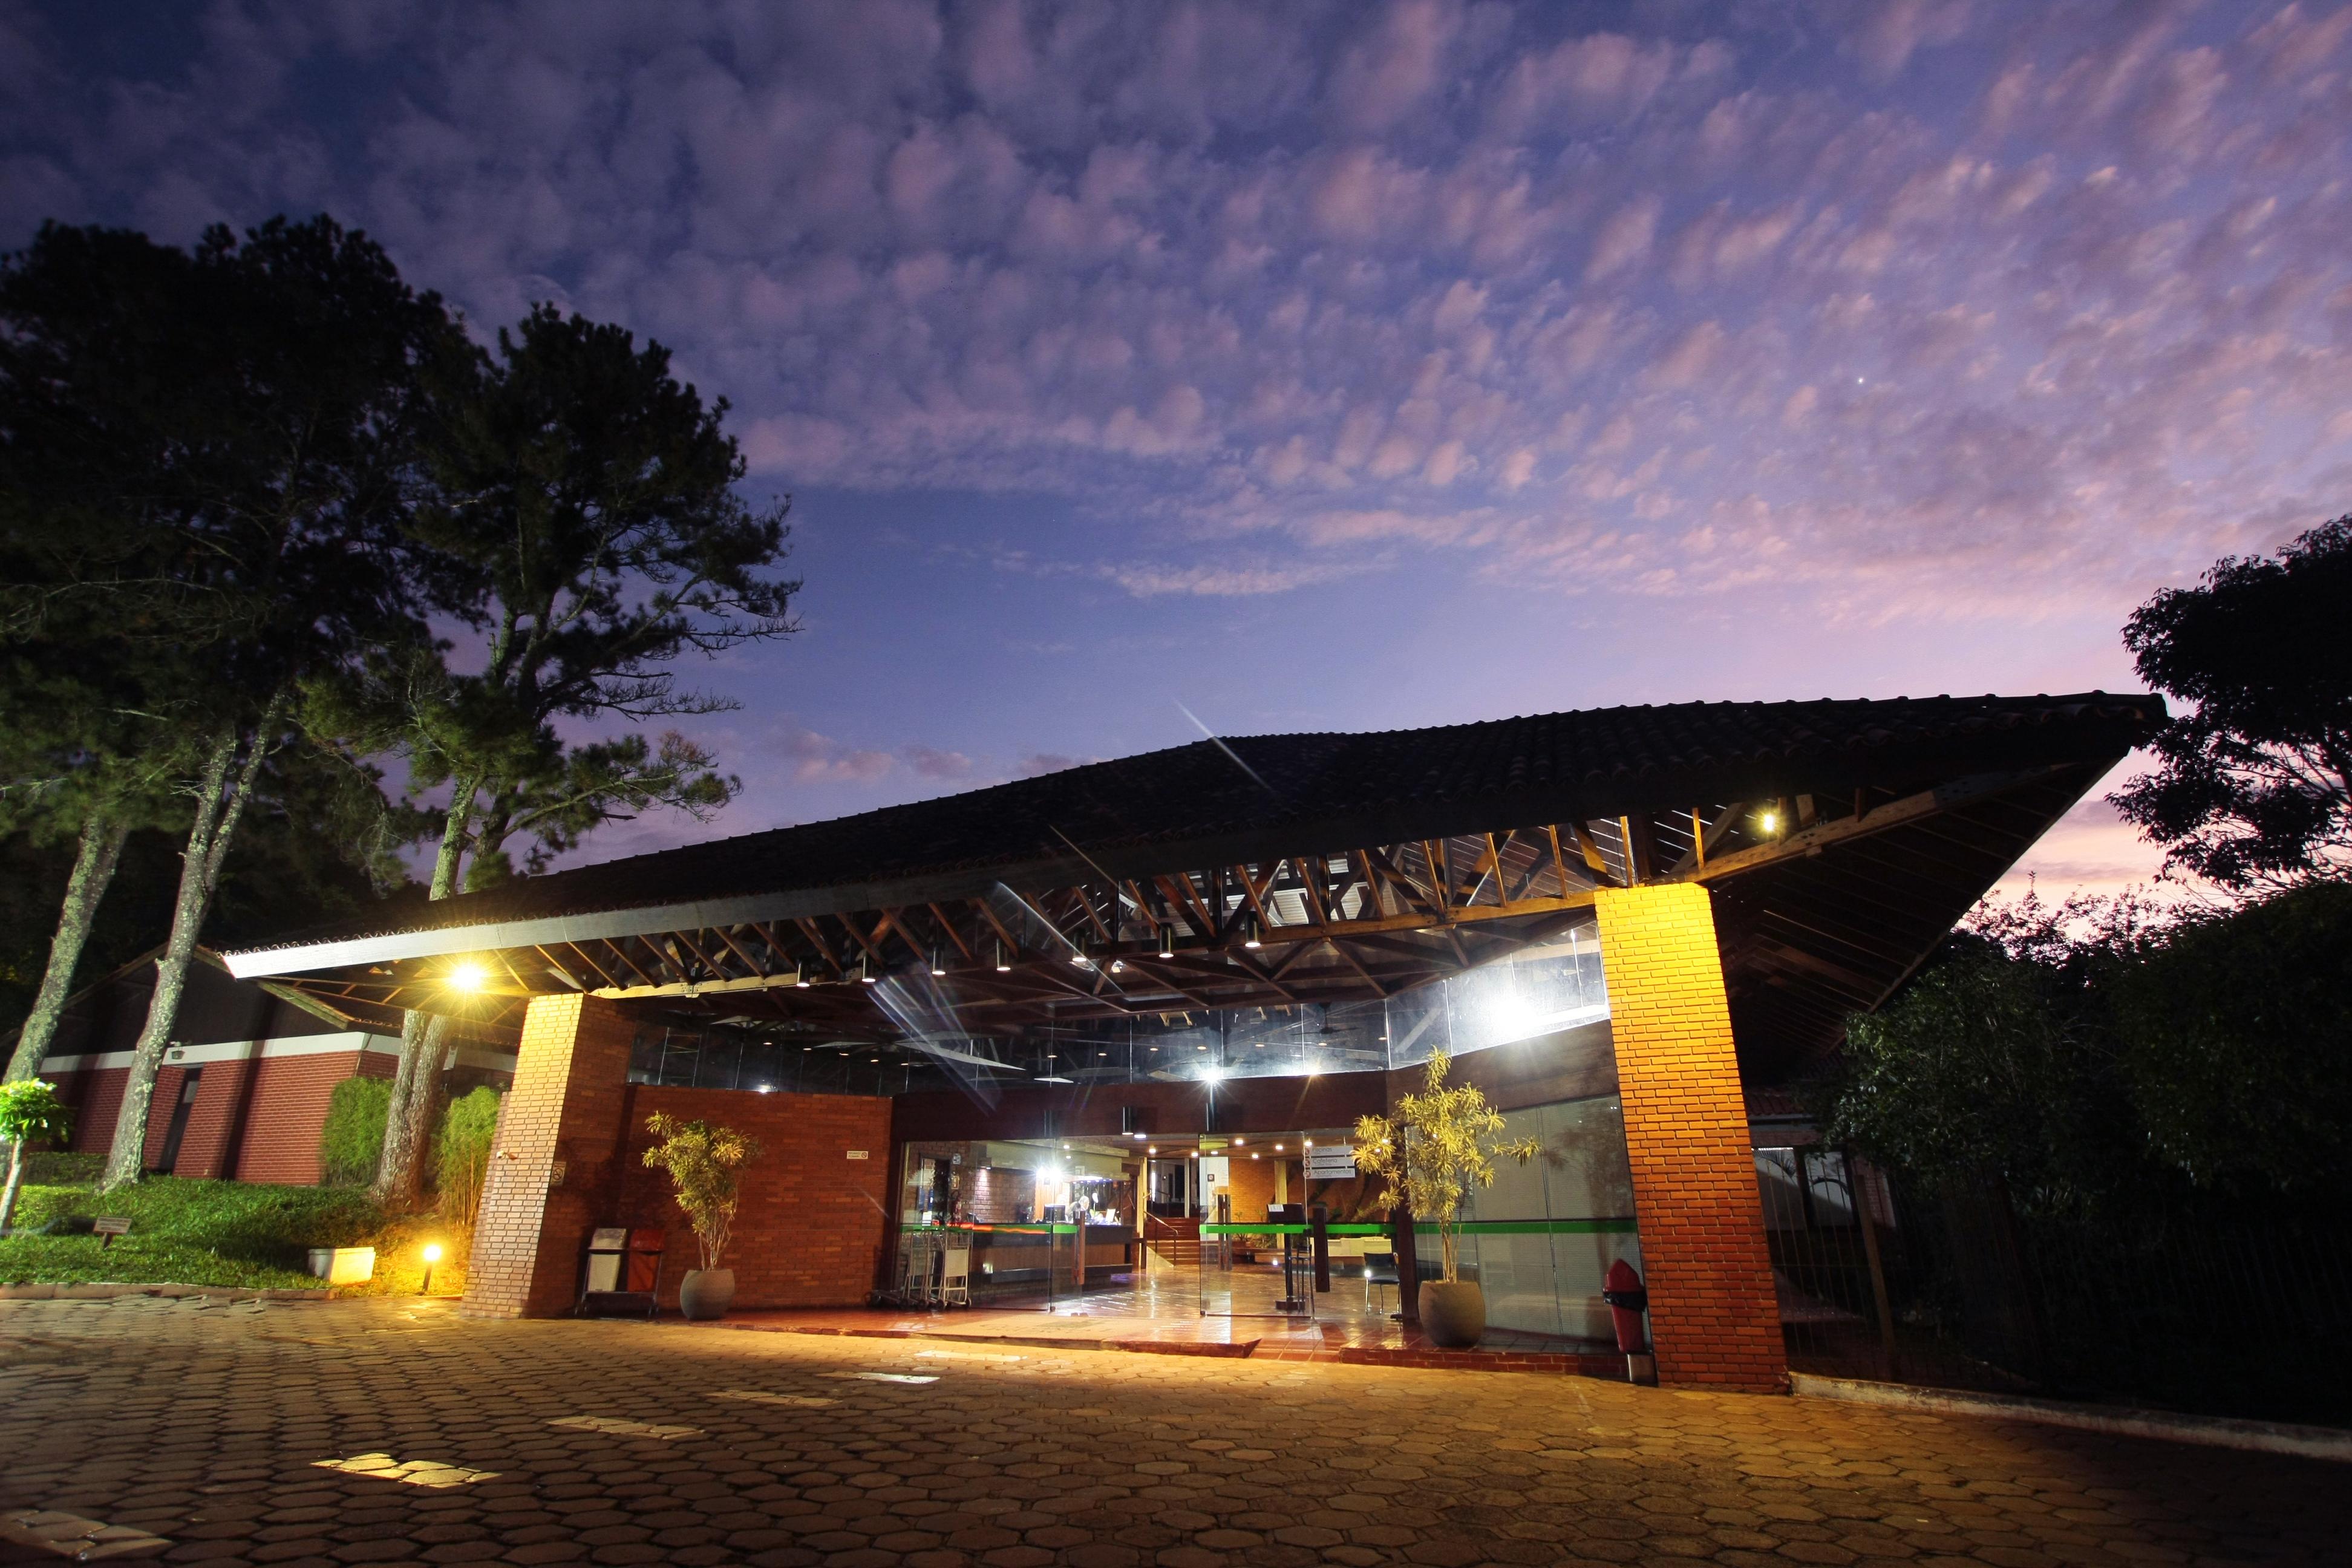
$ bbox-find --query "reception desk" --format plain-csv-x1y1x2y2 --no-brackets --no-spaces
906,1223,1134,1295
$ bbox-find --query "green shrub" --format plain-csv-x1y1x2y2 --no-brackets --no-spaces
434,1086,502,1233
319,1076,394,1187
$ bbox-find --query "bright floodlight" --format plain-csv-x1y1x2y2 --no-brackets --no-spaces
448,962,487,993
1758,809,1780,834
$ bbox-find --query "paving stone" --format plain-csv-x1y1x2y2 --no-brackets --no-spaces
2,1296,2345,1568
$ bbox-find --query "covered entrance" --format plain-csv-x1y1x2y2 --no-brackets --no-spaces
223,691,2159,1388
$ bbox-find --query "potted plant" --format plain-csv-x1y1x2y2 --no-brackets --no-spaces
641,1112,762,1320
1355,1051,1537,1348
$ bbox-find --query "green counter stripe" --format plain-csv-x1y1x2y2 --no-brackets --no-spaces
1200,1218,1636,1237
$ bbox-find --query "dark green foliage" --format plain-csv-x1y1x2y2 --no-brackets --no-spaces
434,1086,501,1230
2114,515,2352,888
319,1077,394,1187
2107,881,2352,1194
1824,886,2352,1210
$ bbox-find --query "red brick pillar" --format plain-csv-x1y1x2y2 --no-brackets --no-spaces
460,993,637,1318
1594,884,1786,1392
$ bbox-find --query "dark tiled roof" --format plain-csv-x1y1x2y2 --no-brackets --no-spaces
240,690,2160,950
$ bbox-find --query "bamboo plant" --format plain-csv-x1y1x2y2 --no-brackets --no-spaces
1354,1051,1538,1282
641,1113,762,1273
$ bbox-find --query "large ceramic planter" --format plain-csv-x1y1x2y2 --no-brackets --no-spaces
679,1268,736,1321
1419,1281,1486,1348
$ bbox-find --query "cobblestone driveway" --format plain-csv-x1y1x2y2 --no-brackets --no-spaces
1,1295,2340,1567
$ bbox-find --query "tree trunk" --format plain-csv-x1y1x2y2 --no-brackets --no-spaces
0,1139,27,1232
372,1010,448,1209
373,782,475,1207
5,814,129,1084
100,713,279,1191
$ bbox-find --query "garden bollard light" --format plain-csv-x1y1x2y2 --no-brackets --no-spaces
421,1243,443,1295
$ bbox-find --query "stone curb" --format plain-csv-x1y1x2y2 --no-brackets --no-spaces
1790,1372,2352,1463
0,1281,335,1302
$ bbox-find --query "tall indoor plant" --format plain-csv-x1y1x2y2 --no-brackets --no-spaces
641,1112,762,1319
1356,1051,1537,1348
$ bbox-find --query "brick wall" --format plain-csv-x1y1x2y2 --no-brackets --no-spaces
618,1085,895,1311
1594,883,1787,1393
229,1051,371,1184
462,993,640,1319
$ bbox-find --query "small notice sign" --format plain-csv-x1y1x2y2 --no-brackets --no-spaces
1304,1146,1357,1179
846,1149,869,1160
93,1217,131,1249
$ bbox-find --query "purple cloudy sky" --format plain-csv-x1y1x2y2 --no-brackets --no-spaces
9,1,2351,898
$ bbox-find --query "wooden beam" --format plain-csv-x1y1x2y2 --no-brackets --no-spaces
926,903,976,962
1680,767,2077,885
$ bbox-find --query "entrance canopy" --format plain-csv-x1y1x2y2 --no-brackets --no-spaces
223,691,2159,1082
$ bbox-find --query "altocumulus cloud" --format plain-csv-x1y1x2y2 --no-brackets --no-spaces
7,0,2350,628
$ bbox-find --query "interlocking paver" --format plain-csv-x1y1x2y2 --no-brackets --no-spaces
1,1295,2344,1567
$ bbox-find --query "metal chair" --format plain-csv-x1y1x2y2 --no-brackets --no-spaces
1362,1250,1399,1313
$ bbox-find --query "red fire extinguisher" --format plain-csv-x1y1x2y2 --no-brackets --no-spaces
1602,1259,1649,1354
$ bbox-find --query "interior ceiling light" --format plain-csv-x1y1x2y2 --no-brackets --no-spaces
857,955,877,984
1157,924,1176,958
794,964,812,988
993,939,1012,973
929,947,946,976
1239,910,1263,949
1759,808,1780,834
447,961,487,993
1109,959,1125,973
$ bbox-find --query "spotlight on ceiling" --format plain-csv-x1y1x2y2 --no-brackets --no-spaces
855,955,877,985
993,939,1013,973
929,947,946,976
1156,924,1176,958
794,962,812,988
1239,910,1263,949
446,962,487,993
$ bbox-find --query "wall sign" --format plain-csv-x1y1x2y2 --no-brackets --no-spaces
1304,1145,1358,1178
846,1149,869,1160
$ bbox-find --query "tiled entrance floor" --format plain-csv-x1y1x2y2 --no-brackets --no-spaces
727,1271,1629,1376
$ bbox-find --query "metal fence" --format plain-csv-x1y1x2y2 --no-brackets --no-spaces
1759,1145,2352,1426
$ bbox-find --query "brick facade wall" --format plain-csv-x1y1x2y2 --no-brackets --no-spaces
1594,883,1787,1393
462,993,641,1319
619,1086,895,1311
45,1048,396,1183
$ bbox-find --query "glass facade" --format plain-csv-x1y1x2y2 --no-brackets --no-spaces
1451,1094,1642,1340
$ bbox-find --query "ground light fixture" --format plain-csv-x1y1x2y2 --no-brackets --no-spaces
420,1243,443,1295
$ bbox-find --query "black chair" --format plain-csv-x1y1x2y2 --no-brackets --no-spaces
1362,1250,1399,1312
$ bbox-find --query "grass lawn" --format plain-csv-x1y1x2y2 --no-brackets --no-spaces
1,1155,466,1293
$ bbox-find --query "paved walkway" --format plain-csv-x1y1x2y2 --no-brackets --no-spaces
2,1293,2343,1567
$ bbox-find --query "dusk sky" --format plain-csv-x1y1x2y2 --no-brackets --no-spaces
8,1,2349,900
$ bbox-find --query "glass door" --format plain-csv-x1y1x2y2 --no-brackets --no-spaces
1195,1133,1318,1319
